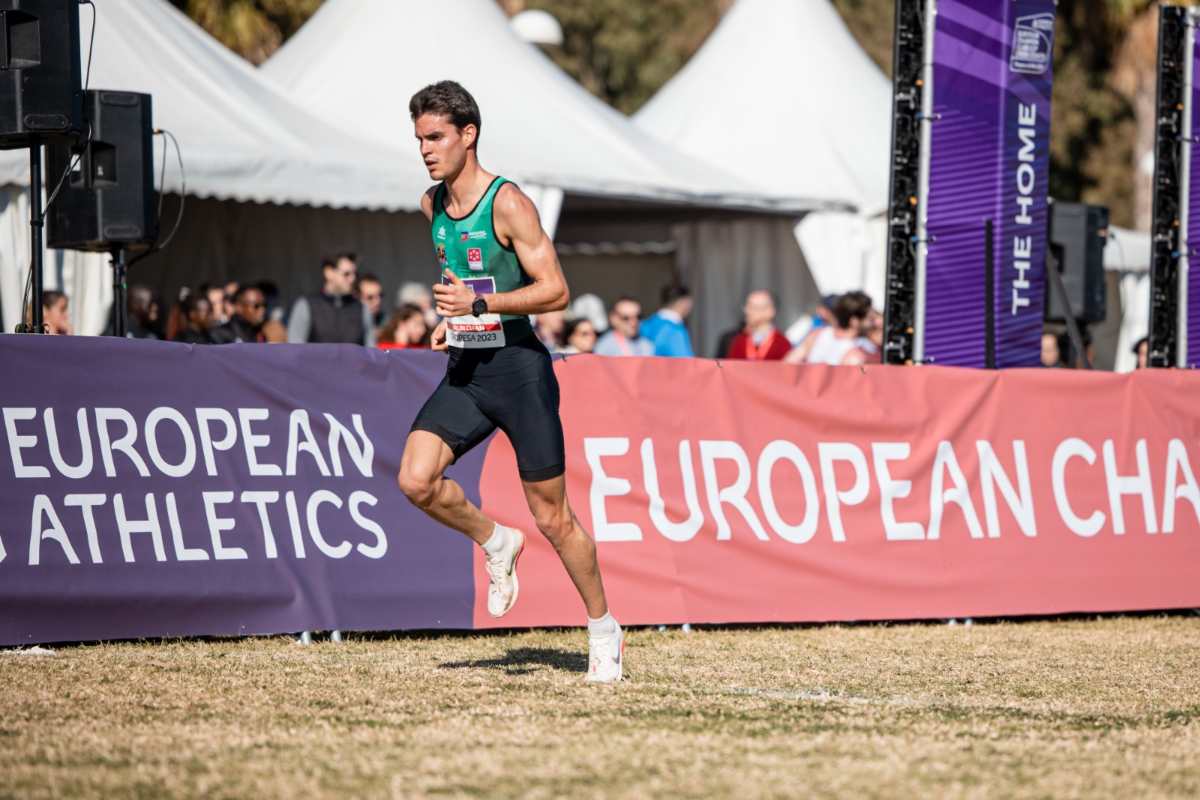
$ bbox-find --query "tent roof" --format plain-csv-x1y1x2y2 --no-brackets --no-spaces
634,0,892,215
261,0,820,212
0,0,427,210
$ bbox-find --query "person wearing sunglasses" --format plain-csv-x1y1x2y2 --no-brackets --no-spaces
211,285,268,344
594,297,654,357
286,252,377,346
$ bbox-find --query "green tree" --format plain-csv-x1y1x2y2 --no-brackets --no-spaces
515,0,730,114
170,0,321,64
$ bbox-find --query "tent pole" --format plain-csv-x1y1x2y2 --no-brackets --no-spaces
1178,11,1195,367
913,0,937,364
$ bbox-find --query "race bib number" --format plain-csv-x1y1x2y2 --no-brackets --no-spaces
444,275,505,349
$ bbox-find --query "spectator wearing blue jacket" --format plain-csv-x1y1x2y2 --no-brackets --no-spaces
640,284,695,358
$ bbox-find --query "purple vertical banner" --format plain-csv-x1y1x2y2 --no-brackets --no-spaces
1188,27,1200,368
924,0,1055,367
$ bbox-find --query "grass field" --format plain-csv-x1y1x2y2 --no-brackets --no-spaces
2,616,1198,799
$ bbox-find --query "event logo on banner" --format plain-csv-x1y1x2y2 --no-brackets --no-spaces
924,0,1055,367
475,357,1200,629
0,338,479,645
3,341,1200,646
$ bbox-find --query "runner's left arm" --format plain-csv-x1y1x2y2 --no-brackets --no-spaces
433,184,568,317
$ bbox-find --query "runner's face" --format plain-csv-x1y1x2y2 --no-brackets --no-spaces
414,113,475,181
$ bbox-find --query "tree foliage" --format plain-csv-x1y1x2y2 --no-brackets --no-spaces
180,0,1166,228
169,0,321,64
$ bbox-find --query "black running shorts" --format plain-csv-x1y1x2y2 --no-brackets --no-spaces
410,322,565,482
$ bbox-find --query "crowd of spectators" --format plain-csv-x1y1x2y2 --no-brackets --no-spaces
28,262,1149,370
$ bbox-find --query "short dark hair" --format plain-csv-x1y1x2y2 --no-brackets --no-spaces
233,284,262,304
409,81,482,142
335,251,357,265
183,292,210,315
356,272,381,290
832,291,872,328
320,255,336,273
41,289,66,309
660,284,692,307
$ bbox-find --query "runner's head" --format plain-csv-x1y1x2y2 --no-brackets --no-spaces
410,81,481,181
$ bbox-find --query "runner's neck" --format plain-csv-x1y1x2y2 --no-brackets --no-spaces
442,162,495,216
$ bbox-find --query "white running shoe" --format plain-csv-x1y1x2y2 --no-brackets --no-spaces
586,622,624,683
484,528,525,618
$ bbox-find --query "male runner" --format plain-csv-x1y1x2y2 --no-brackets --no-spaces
398,81,623,682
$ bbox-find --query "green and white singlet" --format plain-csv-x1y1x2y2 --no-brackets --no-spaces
431,176,531,348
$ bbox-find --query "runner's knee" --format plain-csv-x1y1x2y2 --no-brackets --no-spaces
534,507,575,548
398,467,437,508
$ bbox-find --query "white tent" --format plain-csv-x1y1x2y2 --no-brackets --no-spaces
260,0,838,352
0,0,434,333
634,0,893,301
260,0,814,212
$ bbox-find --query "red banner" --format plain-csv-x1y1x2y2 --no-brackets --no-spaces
474,357,1200,627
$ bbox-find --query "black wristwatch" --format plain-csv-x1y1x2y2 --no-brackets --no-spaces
471,295,488,316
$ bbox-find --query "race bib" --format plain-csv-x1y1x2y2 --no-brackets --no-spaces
444,275,505,349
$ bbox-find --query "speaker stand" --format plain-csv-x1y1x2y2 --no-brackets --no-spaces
110,247,128,338
25,143,45,334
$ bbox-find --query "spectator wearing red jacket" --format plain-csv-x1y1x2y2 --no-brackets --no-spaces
726,290,791,361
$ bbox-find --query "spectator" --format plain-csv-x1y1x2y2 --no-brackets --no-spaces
640,284,694,357
357,272,386,329
1041,331,1064,368
726,290,792,361
1132,336,1149,369
199,283,228,325
570,293,608,334
534,309,566,351
125,285,160,339
287,252,376,345
787,291,872,366
594,297,654,357
174,293,217,344
378,304,430,350
398,281,439,330
255,280,288,343
42,290,71,335
212,285,267,343
222,280,239,324
562,317,598,354
859,307,883,361
785,294,838,345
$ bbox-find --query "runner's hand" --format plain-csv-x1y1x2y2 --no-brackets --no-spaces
433,270,476,317
431,320,449,351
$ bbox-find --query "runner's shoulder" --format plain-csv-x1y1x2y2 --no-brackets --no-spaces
493,181,539,230
419,185,439,221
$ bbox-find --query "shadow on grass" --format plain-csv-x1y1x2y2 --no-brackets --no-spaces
438,647,587,676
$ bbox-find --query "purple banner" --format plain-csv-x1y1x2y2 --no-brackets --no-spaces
924,0,1055,367
0,336,478,646
1188,31,1200,368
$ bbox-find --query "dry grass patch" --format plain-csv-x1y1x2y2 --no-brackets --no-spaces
1,616,1198,799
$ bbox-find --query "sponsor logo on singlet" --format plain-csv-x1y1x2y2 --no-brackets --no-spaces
467,247,484,271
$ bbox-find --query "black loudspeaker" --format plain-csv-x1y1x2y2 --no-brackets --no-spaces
46,90,157,252
1046,202,1108,324
0,0,82,148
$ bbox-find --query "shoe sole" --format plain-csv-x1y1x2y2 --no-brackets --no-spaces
488,530,525,619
